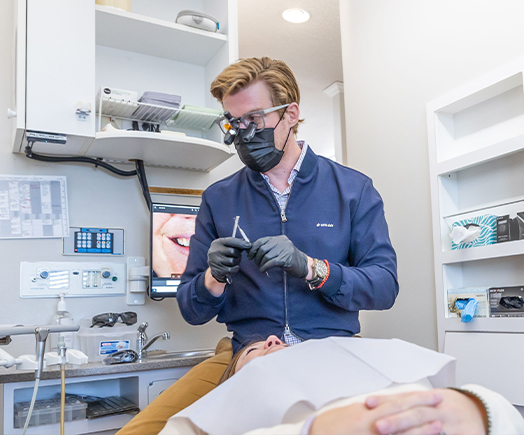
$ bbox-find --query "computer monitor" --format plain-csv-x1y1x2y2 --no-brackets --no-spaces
150,203,199,298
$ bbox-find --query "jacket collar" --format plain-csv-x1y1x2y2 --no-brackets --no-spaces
246,145,318,188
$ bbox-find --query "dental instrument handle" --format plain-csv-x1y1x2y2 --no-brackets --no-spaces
226,216,241,285
237,225,251,243
232,215,240,238
35,327,50,380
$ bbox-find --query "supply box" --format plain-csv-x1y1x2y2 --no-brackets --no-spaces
447,288,489,319
14,397,87,428
450,214,497,250
78,323,136,362
489,286,524,317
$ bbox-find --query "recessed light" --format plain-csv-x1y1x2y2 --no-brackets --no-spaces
282,8,310,24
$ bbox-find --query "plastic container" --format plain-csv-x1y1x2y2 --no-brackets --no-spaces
14,397,87,428
77,323,137,362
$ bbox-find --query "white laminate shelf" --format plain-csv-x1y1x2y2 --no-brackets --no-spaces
442,316,524,333
440,241,524,265
436,132,524,175
91,131,233,171
95,5,227,65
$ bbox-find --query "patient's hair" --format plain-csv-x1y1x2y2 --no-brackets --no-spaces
210,57,304,134
218,338,263,385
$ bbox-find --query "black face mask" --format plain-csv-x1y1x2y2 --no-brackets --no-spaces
234,127,285,173
234,110,292,173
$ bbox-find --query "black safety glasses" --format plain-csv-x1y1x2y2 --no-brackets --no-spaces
90,312,137,328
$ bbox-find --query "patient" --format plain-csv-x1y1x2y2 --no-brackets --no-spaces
159,335,524,435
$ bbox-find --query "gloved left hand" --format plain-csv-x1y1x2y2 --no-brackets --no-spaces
247,235,308,278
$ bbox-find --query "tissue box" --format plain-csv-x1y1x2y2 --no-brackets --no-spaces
497,212,524,243
447,288,489,319
489,286,524,317
451,214,497,250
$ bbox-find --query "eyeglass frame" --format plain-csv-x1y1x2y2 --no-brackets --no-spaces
214,103,290,135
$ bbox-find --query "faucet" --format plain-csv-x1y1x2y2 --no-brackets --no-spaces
136,322,170,360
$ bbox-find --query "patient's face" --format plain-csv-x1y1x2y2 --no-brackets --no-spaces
235,335,288,373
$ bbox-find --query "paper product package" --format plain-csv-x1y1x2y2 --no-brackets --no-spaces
450,214,497,250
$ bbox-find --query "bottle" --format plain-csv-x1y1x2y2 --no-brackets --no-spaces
50,293,75,351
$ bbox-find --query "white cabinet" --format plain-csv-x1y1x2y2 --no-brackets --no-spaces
2,367,190,434
426,60,524,402
12,0,96,155
11,0,238,171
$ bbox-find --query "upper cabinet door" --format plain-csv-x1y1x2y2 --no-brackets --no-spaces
26,0,95,149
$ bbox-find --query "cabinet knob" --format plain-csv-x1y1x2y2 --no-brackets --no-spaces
7,108,17,119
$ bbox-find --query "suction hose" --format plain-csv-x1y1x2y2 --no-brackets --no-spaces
22,327,49,435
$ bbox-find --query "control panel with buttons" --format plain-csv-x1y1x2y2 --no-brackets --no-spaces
20,262,126,298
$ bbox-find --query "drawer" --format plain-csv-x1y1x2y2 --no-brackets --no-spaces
444,332,524,405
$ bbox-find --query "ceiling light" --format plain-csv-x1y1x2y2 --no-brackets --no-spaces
282,8,310,24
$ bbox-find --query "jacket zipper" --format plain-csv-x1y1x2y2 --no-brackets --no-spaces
280,187,293,336
262,178,294,339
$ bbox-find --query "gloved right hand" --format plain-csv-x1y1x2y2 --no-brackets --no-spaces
207,237,252,283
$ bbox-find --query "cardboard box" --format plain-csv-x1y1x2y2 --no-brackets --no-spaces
497,212,524,243
489,286,524,317
447,288,489,319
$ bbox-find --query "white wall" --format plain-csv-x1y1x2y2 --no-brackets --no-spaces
340,0,524,349
0,0,230,356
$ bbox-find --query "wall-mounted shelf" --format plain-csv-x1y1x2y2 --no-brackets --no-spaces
95,5,227,66
436,133,524,175
12,0,237,170
442,316,524,333
440,242,524,264
89,131,232,171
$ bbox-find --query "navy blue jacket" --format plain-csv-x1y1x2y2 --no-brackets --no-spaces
177,146,398,352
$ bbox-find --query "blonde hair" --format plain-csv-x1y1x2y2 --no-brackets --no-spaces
210,57,303,134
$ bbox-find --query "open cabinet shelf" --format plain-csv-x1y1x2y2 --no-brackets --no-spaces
440,241,524,264
95,5,227,66
91,130,232,171
12,0,238,170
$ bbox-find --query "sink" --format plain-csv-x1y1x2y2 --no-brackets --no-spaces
141,349,215,361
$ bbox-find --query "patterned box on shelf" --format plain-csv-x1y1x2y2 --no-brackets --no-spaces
451,214,497,250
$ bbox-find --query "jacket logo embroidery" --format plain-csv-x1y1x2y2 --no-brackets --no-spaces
316,223,334,228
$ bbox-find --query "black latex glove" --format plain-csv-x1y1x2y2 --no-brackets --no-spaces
248,235,308,278
208,237,252,283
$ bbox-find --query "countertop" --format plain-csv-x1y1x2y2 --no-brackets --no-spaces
0,352,214,384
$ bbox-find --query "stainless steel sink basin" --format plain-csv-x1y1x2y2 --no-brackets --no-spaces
142,349,215,361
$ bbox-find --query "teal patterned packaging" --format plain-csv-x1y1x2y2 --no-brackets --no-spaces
451,214,498,250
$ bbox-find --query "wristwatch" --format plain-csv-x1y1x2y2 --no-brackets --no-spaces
306,259,329,290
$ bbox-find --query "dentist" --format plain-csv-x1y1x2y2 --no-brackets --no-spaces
177,57,398,352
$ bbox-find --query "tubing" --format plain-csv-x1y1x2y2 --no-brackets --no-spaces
22,378,40,435
60,365,65,435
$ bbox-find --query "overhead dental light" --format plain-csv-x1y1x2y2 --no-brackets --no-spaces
282,8,310,24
